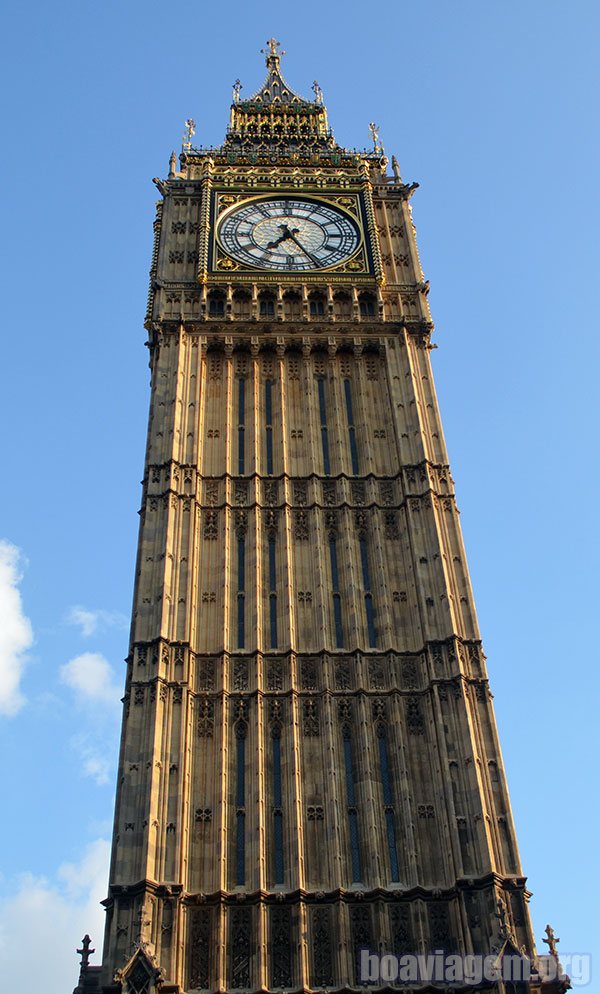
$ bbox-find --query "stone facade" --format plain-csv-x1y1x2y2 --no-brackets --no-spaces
75,40,569,994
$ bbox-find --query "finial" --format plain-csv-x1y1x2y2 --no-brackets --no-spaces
495,898,512,940
182,118,196,151
391,155,402,182
312,80,324,105
232,79,242,104
77,935,95,973
543,924,560,960
169,151,177,178
261,38,285,65
369,122,384,155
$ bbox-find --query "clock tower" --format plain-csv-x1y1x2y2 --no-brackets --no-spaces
79,40,569,994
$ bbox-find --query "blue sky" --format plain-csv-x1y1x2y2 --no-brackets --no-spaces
0,1,598,990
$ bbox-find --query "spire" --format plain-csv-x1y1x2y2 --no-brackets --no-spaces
246,37,309,106
225,40,334,151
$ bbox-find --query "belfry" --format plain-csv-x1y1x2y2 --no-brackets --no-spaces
74,40,569,994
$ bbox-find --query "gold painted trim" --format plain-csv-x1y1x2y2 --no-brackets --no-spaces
212,192,368,277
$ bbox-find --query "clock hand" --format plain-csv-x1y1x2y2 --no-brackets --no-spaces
287,231,322,267
266,224,301,251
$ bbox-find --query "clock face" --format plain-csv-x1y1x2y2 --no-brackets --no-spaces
217,197,361,272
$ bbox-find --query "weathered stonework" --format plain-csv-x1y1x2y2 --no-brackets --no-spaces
75,40,570,994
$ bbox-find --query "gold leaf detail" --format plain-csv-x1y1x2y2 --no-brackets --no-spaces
217,256,238,271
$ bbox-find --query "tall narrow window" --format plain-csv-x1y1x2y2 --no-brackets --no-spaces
235,723,247,885
342,726,362,882
208,291,225,318
272,729,284,884
268,532,278,649
309,293,326,317
378,726,400,882
329,537,344,648
265,379,274,476
359,536,377,647
260,294,275,318
238,378,245,475
359,292,376,317
344,378,359,475
237,536,245,649
317,379,331,475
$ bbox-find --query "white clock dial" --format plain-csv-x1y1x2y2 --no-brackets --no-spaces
217,197,361,272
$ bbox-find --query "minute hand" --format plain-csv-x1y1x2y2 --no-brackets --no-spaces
288,232,322,268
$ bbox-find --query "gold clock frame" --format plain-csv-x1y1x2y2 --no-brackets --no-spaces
209,191,373,282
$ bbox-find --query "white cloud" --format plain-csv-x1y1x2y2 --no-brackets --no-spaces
60,652,121,707
67,606,128,638
0,839,110,994
70,733,114,786
0,540,33,716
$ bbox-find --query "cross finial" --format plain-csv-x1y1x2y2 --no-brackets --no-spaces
312,80,324,105
232,79,242,104
261,38,285,65
369,122,384,154
182,118,196,151
77,935,95,972
543,924,560,959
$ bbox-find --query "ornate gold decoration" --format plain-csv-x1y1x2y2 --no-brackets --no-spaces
216,255,238,271
262,37,285,59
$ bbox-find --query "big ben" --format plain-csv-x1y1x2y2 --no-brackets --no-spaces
74,40,570,994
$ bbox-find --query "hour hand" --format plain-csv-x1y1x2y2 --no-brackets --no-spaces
266,224,300,250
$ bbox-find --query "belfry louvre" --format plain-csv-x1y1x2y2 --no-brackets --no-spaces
73,40,569,994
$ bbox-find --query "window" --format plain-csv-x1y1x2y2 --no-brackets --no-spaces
344,378,359,475
378,728,400,882
265,379,274,475
260,293,276,318
283,291,302,320
272,731,284,883
329,538,344,648
359,536,377,647
359,293,376,317
238,378,245,475
317,378,331,475
233,290,252,320
309,293,326,318
237,537,245,648
334,292,352,319
235,724,247,884
208,292,225,318
268,532,277,648
343,728,361,882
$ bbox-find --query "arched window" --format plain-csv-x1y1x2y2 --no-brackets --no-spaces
333,292,352,320
309,291,326,318
359,292,376,318
259,291,276,319
283,291,302,320
207,290,225,318
233,289,252,320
